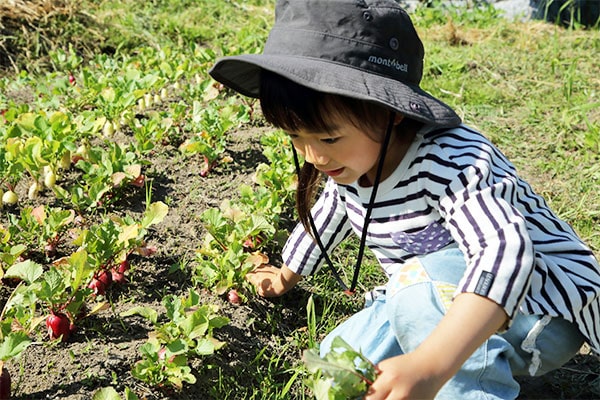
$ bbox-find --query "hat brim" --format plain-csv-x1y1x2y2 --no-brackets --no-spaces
209,54,461,128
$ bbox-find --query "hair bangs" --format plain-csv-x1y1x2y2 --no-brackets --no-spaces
259,70,334,133
260,69,396,141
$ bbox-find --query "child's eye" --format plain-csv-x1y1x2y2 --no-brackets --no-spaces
321,137,339,144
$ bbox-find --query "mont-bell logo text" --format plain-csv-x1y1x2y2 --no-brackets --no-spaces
368,55,408,72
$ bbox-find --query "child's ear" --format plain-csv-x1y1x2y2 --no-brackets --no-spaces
393,114,404,126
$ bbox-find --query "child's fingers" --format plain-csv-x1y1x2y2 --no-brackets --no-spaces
245,266,278,296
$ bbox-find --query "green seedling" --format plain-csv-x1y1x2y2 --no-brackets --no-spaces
303,336,377,400
121,289,229,390
92,386,139,400
56,142,145,210
178,102,239,177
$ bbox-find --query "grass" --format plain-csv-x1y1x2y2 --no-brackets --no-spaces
1,0,599,399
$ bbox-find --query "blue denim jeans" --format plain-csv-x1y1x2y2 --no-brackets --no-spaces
320,248,585,399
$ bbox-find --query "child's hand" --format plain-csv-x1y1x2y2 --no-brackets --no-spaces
246,264,283,297
365,353,444,400
365,293,508,399
246,264,302,297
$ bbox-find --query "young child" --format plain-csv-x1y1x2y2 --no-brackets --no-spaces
209,1,600,398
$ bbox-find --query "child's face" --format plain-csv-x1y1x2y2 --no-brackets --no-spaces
288,115,388,186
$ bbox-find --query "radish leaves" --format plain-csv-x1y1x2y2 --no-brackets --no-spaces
303,336,377,400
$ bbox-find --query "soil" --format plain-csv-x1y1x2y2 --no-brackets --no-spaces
0,110,599,399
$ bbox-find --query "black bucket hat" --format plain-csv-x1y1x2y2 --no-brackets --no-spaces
209,0,461,128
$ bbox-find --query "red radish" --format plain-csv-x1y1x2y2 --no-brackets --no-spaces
0,364,10,400
131,174,145,187
243,236,263,250
117,260,130,273
228,289,241,305
97,270,112,286
110,269,125,284
88,270,112,295
74,144,90,162
44,243,57,258
136,244,157,257
157,347,167,361
111,260,129,284
157,347,176,363
46,312,71,341
87,279,105,295
199,155,215,177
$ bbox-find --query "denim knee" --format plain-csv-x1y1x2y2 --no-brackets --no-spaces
385,250,521,399
502,313,585,376
319,297,402,364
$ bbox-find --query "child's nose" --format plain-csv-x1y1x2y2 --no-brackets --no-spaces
303,142,329,166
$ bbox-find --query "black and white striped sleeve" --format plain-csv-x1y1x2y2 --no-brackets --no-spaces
424,129,535,319
282,178,352,276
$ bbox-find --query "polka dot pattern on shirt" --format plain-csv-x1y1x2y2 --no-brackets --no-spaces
390,222,453,255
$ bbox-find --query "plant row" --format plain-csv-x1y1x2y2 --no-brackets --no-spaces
1,17,381,400
0,43,257,398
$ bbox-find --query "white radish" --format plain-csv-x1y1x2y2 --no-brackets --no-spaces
2,190,18,205
28,181,40,199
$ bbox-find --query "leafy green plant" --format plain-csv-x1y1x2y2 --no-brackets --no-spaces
194,200,275,295
0,201,167,342
73,201,168,292
192,128,296,296
179,102,242,176
0,111,76,197
303,336,377,400
4,205,75,260
92,386,139,400
132,337,197,390
3,252,100,342
0,260,36,382
56,142,145,210
121,289,229,390
0,227,27,281
239,129,297,214
129,115,169,154
0,0,598,398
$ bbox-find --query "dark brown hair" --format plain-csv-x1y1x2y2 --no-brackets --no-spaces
258,70,417,234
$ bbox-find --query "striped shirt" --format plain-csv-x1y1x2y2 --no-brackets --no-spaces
282,124,600,354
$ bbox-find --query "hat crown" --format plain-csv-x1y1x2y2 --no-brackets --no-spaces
265,0,424,85
209,0,461,127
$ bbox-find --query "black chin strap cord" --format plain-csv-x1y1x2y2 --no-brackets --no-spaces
290,112,396,295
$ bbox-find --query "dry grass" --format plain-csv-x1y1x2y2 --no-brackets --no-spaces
0,0,74,22
421,17,564,47
0,0,92,72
